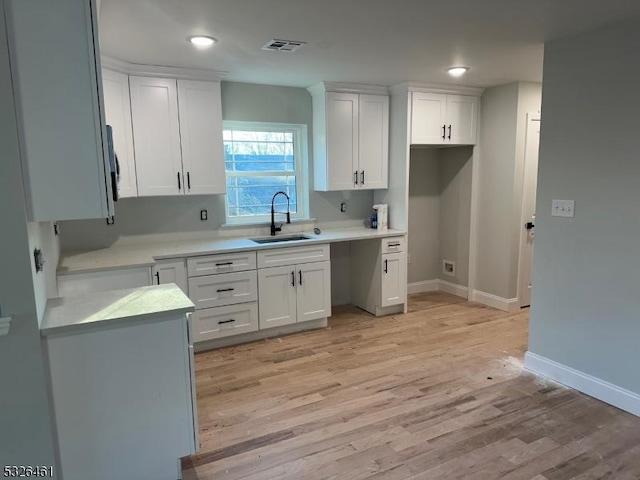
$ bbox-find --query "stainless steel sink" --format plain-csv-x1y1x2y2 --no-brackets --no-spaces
250,235,312,244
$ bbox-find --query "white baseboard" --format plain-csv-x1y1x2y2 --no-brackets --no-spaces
524,352,640,417
407,279,468,298
470,289,519,312
438,279,469,298
407,280,439,294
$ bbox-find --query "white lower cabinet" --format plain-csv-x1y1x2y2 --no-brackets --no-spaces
57,267,151,297
258,265,298,329
152,258,188,295
258,258,331,329
381,252,406,307
193,302,259,341
351,236,407,315
188,271,258,309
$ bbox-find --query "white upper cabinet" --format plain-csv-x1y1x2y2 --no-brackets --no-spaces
129,76,225,197
102,69,137,198
325,92,359,190
358,94,389,189
6,0,113,221
310,83,389,191
177,80,225,195
410,93,447,144
410,92,478,145
129,76,184,196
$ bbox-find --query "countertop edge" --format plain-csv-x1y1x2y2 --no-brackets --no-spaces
58,228,407,276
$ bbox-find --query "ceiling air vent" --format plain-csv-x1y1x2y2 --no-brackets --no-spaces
262,39,306,53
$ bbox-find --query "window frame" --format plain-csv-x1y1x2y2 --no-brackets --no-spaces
222,120,310,226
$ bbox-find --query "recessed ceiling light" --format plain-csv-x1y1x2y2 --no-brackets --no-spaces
188,35,217,47
448,66,470,77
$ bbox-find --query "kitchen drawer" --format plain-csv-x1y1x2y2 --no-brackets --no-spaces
192,302,258,342
257,244,330,268
188,271,257,309
382,236,405,254
187,251,257,277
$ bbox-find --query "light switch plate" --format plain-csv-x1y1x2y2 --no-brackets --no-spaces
552,199,575,218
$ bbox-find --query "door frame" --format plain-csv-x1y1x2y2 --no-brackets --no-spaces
516,113,541,308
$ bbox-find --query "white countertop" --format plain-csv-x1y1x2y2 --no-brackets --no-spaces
41,284,195,335
58,227,406,275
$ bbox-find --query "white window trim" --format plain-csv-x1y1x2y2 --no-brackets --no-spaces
223,121,310,225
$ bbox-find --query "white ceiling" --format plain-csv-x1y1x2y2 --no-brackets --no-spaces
99,0,640,89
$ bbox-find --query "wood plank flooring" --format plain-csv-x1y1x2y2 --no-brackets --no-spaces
182,292,640,479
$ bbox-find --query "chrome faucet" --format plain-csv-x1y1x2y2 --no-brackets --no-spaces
270,191,291,236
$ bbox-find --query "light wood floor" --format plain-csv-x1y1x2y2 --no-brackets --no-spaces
182,292,640,480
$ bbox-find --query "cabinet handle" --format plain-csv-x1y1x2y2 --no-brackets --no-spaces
187,171,191,190
388,243,401,247
448,125,452,140
291,271,295,287
215,262,233,266
299,270,303,286
354,171,358,185
442,124,446,140
177,172,181,191
155,272,160,284
384,259,388,273
361,170,365,185
218,319,236,325
216,287,235,293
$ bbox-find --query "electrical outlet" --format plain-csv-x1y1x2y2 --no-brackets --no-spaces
551,199,575,218
200,209,208,221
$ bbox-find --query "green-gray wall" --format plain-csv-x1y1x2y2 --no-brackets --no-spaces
528,17,640,397
60,81,372,251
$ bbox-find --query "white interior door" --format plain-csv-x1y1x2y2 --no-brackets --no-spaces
518,114,541,307
358,94,389,189
326,92,359,190
129,76,183,196
296,261,331,322
258,265,297,329
177,80,226,195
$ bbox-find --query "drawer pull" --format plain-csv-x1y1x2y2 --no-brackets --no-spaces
388,243,401,247
216,287,235,293
215,262,233,266
218,319,236,325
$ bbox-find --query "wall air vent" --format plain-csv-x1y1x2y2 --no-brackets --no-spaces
262,39,306,53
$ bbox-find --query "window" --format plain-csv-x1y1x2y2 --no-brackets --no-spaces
223,121,309,224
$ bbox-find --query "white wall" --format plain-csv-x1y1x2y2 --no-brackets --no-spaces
408,148,440,283
438,147,473,287
27,222,60,318
59,81,373,251
475,82,541,300
0,0,58,469
529,17,640,395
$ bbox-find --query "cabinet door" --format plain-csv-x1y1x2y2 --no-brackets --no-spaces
381,253,406,307
446,95,478,145
130,76,183,196
102,69,137,198
296,261,331,322
358,94,389,189
258,265,297,329
152,259,188,295
410,92,447,145
192,303,258,342
177,80,225,195
326,92,359,190
7,0,112,221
